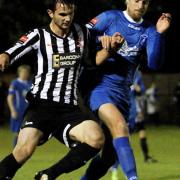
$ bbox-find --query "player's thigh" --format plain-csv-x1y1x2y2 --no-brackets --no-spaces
98,103,127,127
98,103,128,136
15,127,43,151
69,120,104,148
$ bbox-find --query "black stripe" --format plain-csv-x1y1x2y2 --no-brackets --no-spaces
10,34,39,60
47,34,59,100
70,25,81,104
59,37,70,104
36,29,49,98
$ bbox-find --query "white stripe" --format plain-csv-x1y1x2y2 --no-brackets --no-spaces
39,30,53,99
68,36,76,52
53,68,65,102
63,124,71,147
11,47,33,64
52,37,65,102
44,30,54,71
64,67,74,103
57,38,65,53
73,65,81,105
32,75,41,94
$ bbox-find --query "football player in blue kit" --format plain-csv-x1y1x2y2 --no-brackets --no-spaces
7,65,32,146
80,0,171,179
111,70,157,180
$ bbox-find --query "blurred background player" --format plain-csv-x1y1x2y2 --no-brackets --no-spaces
146,82,160,126
130,71,157,163
7,65,31,146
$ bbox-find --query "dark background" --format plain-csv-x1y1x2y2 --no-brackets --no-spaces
0,0,179,73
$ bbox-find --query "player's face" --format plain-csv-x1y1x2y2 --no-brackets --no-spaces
126,0,149,21
49,3,75,31
19,69,30,80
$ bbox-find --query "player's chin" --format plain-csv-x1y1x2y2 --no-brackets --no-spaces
62,23,71,29
134,11,144,18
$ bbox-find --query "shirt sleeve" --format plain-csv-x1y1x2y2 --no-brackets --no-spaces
82,26,97,69
5,29,40,64
8,81,16,95
146,26,165,70
86,11,113,35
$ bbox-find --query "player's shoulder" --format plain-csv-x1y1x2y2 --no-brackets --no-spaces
10,79,19,87
23,28,40,36
73,23,88,35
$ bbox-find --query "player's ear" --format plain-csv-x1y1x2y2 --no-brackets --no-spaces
47,9,54,19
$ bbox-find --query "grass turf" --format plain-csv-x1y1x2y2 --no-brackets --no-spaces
0,125,180,180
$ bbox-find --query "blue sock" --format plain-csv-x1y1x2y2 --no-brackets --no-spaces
113,137,138,180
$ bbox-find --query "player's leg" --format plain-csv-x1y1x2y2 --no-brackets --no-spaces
81,124,117,180
10,117,21,147
35,120,104,180
137,122,157,163
98,103,138,180
0,127,43,179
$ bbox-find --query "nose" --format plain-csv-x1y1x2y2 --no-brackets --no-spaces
65,15,71,22
137,1,143,9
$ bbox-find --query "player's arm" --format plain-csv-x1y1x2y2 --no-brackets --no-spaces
0,29,39,71
146,13,172,70
96,32,124,65
7,84,18,119
0,53,10,71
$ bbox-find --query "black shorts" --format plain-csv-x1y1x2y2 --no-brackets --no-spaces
21,100,94,147
134,121,146,132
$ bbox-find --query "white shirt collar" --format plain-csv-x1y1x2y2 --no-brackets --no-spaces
123,11,143,24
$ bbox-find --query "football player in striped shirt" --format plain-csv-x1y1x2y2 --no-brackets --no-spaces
0,0,123,179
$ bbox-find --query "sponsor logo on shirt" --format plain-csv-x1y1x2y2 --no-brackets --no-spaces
19,35,29,43
117,40,140,57
128,24,141,31
52,52,81,69
90,17,99,25
88,17,99,27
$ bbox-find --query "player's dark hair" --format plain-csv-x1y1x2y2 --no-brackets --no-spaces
45,0,76,11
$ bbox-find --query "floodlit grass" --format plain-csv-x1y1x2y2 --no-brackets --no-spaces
0,125,180,180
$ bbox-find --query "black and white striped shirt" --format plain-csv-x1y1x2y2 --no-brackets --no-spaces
6,24,96,105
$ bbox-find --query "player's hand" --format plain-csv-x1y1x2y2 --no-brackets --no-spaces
156,13,172,34
0,53,10,71
134,84,141,93
111,32,124,51
99,35,112,51
11,110,18,119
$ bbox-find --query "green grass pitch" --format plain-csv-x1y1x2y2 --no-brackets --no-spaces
0,125,180,180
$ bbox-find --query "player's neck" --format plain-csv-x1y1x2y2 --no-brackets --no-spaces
124,10,143,24
50,22,69,38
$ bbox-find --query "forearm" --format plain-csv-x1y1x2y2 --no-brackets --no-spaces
96,49,111,65
147,31,165,70
5,44,33,64
7,95,16,113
